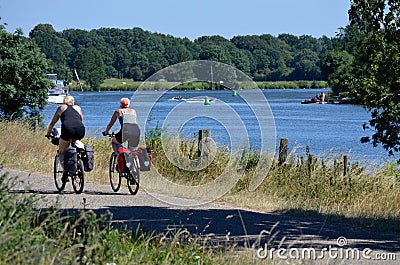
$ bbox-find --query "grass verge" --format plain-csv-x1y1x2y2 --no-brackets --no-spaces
2,172,268,264
1,120,399,233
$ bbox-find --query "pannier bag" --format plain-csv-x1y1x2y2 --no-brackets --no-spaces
117,145,131,173
82,145,94,172
138,146,152,171
51,128,61,146
64,147,77,173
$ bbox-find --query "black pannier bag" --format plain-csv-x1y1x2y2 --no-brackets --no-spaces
138,146,152,171
51,128,61,146
82,145,94,172
64,147,77,173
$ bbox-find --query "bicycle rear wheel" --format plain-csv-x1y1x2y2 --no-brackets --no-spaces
72,159,85,194
127,156,140,195
109,153,121,192
54,154,65,192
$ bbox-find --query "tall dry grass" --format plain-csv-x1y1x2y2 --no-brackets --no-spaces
1,119,399,233
2,173,267,265
226,148,400,233
0,120,56,173
0,120,112,185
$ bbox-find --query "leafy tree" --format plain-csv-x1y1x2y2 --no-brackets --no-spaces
147,50,168,69
230,48,251,75
130,66,143,81
320,49,354,95
29,24,341,84
347,0,400,155
252,49,271,77
114,44,132,78
74,47,106,90
320,49,353,80
231,34,294,81
0,24,50,120
61,28,97,49
131,52,149,78
294,35,324,54
278,33,299,47
328,63,354,96
289,49,322,80
197,44,222,62
163,37,193,65
231,35,268,51
29,24,73,81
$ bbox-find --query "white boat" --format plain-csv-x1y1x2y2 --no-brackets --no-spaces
48,87,67,104
47,74,68,104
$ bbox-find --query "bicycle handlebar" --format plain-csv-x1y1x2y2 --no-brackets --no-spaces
102,132,115,137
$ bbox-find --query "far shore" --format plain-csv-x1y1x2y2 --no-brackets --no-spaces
67,79,329,92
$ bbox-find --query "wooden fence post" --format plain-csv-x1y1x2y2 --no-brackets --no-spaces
278,138,288,165
307,154,313,177
198,129,211,159
33,119,38,132
343,155,348,176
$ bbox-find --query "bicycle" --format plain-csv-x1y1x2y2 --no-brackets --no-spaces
104,133,140,195
48,129,85,194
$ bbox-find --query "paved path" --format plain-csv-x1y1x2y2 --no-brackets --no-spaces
2,168,399,264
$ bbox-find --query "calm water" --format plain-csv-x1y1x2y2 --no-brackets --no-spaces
42,89,396,163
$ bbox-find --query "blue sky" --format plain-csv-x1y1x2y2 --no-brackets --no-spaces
0,0,350,40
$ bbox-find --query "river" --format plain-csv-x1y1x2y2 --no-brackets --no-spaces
42,89,396,164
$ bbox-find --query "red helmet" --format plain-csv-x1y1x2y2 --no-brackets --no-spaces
120,98,130,107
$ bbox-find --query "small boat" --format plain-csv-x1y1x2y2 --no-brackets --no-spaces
169,96,183,101
183,97,215,104
48,87,67,104
47,74,68,104
301,98,321,104
301,92,327,104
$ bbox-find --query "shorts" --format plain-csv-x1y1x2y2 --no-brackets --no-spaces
115,130,123,143
61,125,85,141
116,123,140,148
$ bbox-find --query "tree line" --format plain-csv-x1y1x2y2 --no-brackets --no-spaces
28,24,346,89
1,0,398,156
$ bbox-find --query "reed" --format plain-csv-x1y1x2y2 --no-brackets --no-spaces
68,78,328,91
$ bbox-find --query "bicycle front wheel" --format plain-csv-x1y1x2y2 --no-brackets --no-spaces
54,154,65,192
72,159,85,194
109,153,121,192
127,156,140,195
